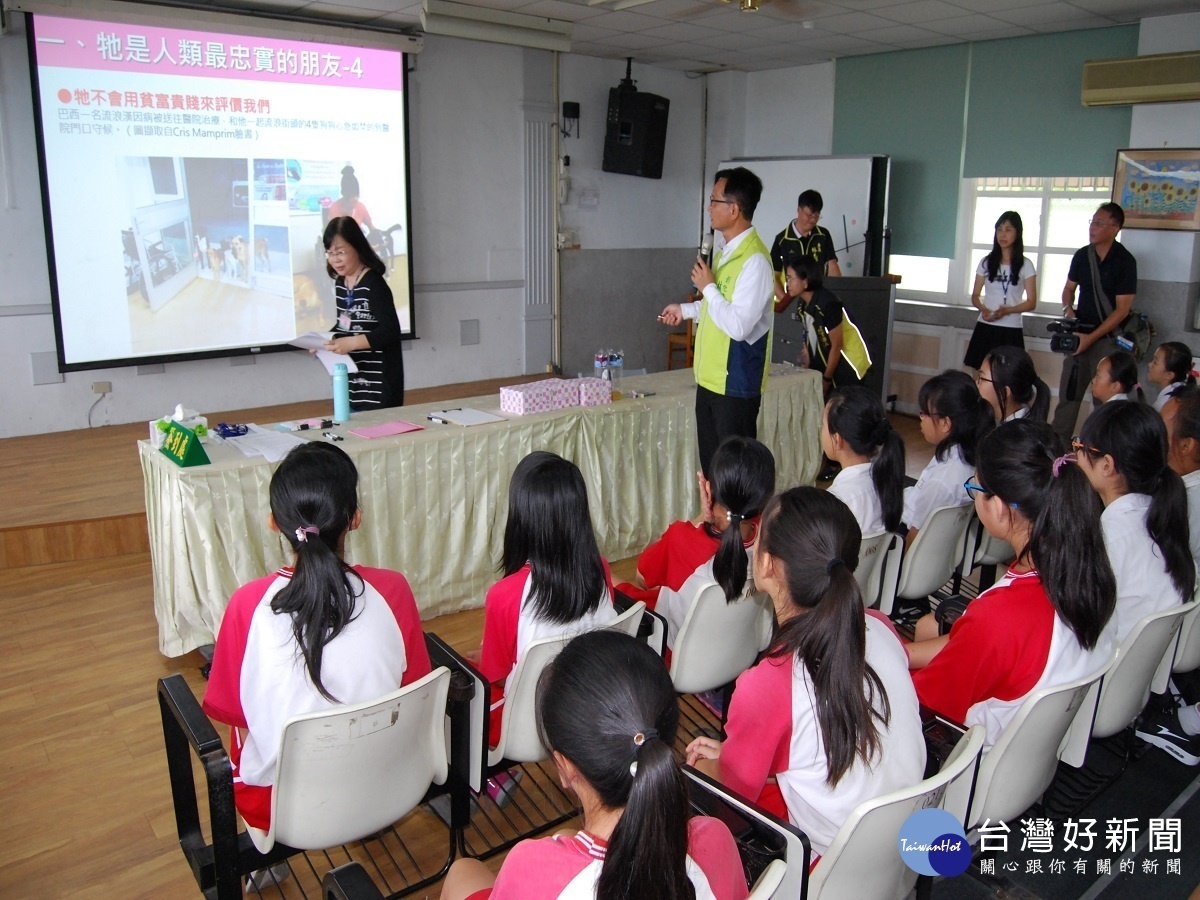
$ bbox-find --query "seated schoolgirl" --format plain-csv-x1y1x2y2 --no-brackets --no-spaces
1076,402,1195,646
1090,350,1143,404
621,436,775,649
1162,385,1200,566
439,631,750,900
478,451,617,743
685,487,926,859
204,442,432,835
901,370,992,549
976,346,1050,423
908,421,1116,733
823,385,906,536
1149,341,1197,412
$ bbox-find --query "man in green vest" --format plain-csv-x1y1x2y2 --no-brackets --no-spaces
661,167,775,477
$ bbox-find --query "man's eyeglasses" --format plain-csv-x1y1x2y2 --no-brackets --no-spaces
709,196,736,206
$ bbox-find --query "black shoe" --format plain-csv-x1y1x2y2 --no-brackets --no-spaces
1135,707,1200,765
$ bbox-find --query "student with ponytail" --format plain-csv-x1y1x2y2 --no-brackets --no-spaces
685,488,925,858
440,631,749,900
1090,350,1143,404
1148,341,1197,412
976,345,1050,423
204,442,431,833
822,386,906,535
1076,401,1195,645
909,420,1115,747
620,437,775,648
901,370,993,548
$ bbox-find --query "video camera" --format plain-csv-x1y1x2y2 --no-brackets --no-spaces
1047,318,1095,354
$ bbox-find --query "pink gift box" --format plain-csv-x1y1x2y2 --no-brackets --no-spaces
575,377,612,407
500,381,555,416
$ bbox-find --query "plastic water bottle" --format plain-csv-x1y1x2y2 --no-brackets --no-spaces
594,350,607,381
608,349,624,399
333,363,351,423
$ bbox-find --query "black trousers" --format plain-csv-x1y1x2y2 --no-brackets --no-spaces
695,385,762,478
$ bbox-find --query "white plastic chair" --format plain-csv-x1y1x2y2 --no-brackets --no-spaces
488,601,645,767
892,503,975,609
668,581,774,695
806,725,986,900
966,662,1110,831
747,858,786,898
685,769,808,900
1172,595,1200,675
856,530,896,610
246,666,451,854
1091,601,1195,739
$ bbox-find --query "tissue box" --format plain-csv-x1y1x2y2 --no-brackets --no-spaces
500,381,555,416
575,377,612,407
546,378,578,410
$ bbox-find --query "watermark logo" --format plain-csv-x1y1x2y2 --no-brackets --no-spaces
898,808,973,877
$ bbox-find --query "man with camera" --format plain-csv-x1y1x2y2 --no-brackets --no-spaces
1050,202,1137,441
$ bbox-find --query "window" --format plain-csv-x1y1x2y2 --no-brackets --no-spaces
963,176,1114,312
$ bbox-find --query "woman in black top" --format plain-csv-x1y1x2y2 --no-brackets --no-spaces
321,216,404,410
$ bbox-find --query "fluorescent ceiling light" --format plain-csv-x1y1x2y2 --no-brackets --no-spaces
420,0,571,52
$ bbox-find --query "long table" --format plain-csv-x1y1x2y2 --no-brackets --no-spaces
140,366,823,656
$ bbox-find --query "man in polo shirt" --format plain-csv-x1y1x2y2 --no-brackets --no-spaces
660,167,774,478
771,188,842,313
1051,202,1137,441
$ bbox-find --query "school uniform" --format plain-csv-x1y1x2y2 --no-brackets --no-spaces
1100,493,1185,646
902,446,973,532
828,462,884,535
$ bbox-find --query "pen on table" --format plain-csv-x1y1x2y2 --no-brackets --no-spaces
427,415,449,425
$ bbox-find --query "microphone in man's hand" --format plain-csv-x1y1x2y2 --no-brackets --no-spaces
699,232,714,265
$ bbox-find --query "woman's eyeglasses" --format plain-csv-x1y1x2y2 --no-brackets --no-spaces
325,248,348,260
1071,436,1102,456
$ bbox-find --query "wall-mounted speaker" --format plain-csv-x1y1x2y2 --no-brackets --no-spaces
602,88,669,180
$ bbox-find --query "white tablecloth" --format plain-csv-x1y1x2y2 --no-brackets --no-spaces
140,366,823,656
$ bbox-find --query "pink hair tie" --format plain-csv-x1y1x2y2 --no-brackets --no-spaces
1190,370,1199,379
295,525,320,543
1052,454,1075,477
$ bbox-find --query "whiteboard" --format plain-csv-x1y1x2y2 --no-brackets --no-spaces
719,156,887,277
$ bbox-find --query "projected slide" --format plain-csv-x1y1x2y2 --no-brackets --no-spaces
29,13,412,370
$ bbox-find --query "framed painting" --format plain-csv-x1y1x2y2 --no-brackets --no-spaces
1112,148,1200,231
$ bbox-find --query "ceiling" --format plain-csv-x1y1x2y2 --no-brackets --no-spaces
187,0,1200,72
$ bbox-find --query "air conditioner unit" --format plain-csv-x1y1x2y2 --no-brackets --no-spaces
1082,51,1200,107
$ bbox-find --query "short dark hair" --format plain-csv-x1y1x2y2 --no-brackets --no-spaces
1096,201,1125,229
714,166,763,221
797,189,824,213
323,216,386,278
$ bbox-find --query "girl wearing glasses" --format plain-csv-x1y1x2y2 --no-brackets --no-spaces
977,346,1050,423
909,420,1116,750
963,211,1037,372
320,216,404,411
1076,402,1195,645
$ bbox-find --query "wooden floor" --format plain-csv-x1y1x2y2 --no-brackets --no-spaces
0,373,929,899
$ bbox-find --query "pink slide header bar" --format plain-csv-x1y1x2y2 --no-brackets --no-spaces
32,14,403,90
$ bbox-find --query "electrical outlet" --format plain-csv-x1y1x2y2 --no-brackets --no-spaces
92,381,112,394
